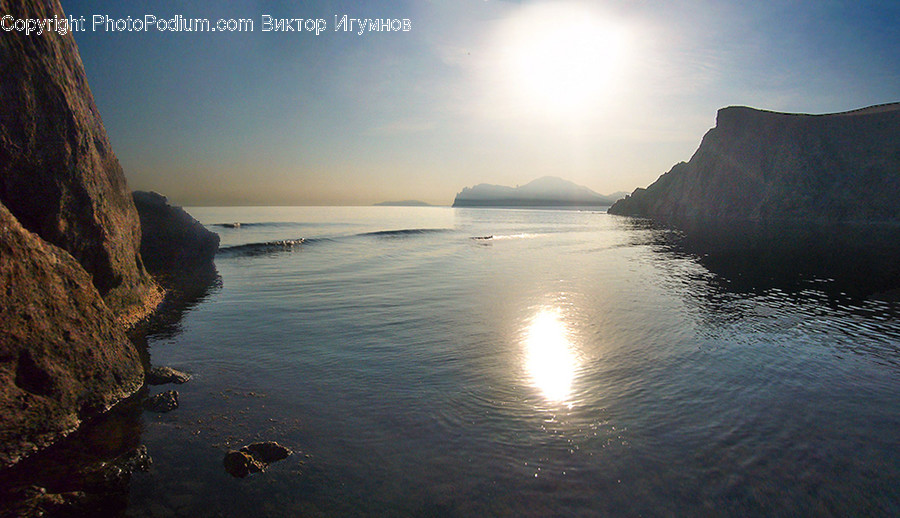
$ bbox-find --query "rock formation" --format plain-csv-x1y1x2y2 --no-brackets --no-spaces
0,0,212,471
143,391,179,413
0,0,160,324
453,176,622,207
223,442,293,478
608,104,900,225
0,202,144,468
146,366,192,386
132,191,219,281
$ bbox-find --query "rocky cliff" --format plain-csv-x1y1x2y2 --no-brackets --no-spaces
608,104,900,225
0,0,178,469
0,0,160,324
0,202,144,468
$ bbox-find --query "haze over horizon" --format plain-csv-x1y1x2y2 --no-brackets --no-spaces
62,0,900,207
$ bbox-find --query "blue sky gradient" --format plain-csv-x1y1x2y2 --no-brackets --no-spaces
61,0,900,205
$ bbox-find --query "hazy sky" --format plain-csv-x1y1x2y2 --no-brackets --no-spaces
61,0,899,206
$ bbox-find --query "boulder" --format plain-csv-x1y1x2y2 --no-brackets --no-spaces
0,0,161,324
146,366,192,385
243,441,292,464
223,451,266,478
143,391,179,413
132,191,219,281
0,203,144,468
80,445,153,493
223,442,293,478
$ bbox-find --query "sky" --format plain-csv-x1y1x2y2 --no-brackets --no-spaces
60,0,900,206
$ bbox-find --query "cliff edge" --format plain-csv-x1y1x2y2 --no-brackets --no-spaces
0,0,161,324
0,0,201,469
608,104,900,225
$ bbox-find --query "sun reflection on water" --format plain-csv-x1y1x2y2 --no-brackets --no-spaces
524,308,578,404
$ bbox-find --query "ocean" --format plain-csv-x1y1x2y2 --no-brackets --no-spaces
122,206,899,516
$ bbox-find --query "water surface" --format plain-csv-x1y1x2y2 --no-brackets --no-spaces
127,206,899,516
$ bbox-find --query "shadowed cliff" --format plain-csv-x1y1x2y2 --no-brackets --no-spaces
609,104,900,225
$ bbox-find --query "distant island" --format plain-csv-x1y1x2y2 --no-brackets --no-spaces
608,103,900,226
452,176,625,208
374,200,433,207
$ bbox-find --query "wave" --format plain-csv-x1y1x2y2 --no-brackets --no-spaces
212,222,296,229
470,233,540,241
217,238,313,256
360,228,450,238
216,228,453,257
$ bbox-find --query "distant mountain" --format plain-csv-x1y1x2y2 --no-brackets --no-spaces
452,177,623,207
608,103,900,225
374,200,432,207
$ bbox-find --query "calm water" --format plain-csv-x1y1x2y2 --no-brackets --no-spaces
126,206,899,516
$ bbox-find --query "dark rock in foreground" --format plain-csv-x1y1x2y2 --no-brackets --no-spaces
223,442,293,478
3,445,152,516
0,0,161,324
223,451,267,478
0,203,145,469
80,445,152,493
143,391,179,413
8,486,92,517
146,366,192,385
609,103,900,225
244,441,293,463
132,191,220,282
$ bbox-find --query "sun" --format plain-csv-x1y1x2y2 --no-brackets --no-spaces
492,3,628,118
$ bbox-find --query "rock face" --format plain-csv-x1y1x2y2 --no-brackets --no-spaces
453,176,621,207
608,104,900,225
0,0,160,323
0,202,144,468
132,191,219,279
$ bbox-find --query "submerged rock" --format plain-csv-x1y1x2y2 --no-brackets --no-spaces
3,446,152,516
146,366,192,385
8,486,92,517
223,442,293,478
81,445,153,493
144,391,179,413
243,441,293,464
223,451,266,478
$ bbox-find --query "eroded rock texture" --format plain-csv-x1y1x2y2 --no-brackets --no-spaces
0,203,144,468
0,0,160,324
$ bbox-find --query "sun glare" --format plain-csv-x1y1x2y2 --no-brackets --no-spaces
493,3,628,118
524,308,578,404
